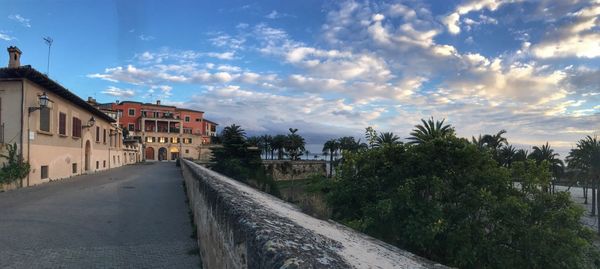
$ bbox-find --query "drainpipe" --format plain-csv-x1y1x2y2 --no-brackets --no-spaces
20,79,27,187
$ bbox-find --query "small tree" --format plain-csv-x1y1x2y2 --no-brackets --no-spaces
0,143,31,186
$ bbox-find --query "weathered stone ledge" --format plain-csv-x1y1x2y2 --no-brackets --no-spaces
182,159,448,268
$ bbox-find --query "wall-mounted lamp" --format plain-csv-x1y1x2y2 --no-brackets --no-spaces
28,92,50,114
83,116,96,128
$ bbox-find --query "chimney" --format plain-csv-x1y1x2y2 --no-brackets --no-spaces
156,100,161,105
7,46,22,68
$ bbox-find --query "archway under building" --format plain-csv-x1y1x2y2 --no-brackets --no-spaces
170,147,179,161
158,147,167,161
146,147,155,161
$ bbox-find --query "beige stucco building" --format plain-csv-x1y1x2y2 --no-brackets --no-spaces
0,46,130,188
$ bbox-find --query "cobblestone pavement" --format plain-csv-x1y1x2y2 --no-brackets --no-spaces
0,162,201,268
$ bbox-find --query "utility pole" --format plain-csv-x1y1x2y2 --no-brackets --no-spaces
43,36,53,76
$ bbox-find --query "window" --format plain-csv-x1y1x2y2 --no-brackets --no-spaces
196,118,201,122
58,112,67,135
171,137,179,143
103,129,107,144
159,137,167,143
185,116,190,122
72,117,82,138
41,165,49,179
113,156,116,164
153,112,159,118
103,160,106,168
183,128,192,134
183,138,193,144
128,123,135,131
72,163,77,174
96,161,99,169
39,107,50,132
128,108,135,116
96,126,100,142
142,111,147,117
117,110,123,118
185,149,189,153
146,136,155,143
210,125,216,132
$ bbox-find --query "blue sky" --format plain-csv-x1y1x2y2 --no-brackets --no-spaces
1,0,599,156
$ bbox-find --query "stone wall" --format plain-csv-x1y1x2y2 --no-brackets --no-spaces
181,159,448,269
263,160,326,181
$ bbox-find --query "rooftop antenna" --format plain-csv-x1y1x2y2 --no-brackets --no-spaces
43,36,53,76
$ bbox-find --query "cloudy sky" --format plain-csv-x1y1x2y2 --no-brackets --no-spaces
1,0,599,156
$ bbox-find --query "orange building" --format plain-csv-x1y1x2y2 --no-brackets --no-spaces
106,100,218,161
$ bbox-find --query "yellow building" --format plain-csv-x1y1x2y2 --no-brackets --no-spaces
0,46,127,188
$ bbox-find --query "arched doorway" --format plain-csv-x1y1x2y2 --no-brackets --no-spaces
145,147,155,160
85,140,91,171
170,147,179,161
158,147,167,161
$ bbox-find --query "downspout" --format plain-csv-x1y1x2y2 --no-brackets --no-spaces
20,79,27,187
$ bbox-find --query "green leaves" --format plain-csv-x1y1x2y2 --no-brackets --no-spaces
325,136,597,268
0,143,30,185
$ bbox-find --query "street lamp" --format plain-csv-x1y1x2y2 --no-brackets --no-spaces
28,92,49,113
83,116,96,128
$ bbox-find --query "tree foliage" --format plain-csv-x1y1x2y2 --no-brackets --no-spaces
210,124,278,194
324,131,598,268
0,143,30,185
407,117,454,145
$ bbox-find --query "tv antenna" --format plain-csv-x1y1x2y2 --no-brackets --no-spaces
43,36,53,76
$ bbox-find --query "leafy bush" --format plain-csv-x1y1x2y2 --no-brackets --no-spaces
0,143,30,185
326,137,598,268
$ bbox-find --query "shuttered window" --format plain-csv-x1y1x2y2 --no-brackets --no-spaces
72,117,82,137
39,107,50,132
58,112,66,135
96,126,100,142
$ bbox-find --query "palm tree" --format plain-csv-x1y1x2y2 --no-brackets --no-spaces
375,132,401,147
529,142,564,193
498,145,517,167
567,136,600,227
284,128,305,160
221,124,246,145
482,130,508,151
271,134,287,160
260,135,272,160
514,149,528,162
246,136,261,147
471,135,486,150
407,117,454,144
322,139,340,177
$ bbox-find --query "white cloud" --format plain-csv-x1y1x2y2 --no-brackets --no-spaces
102,86,135,97
442,0,518,34
206,51,235,60
531,1,600,58
8,14,31,27
139,34,155,41
0,32,15,41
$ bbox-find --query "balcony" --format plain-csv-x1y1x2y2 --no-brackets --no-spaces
144,127,181,133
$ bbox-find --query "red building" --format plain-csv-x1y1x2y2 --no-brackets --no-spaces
106,100,218,161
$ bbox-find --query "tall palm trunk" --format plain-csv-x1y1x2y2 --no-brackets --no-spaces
592,178,596,216
597,176,600,234
328,150,333,177
584,180,588,204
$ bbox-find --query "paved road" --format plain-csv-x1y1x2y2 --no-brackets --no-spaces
0,162,200,268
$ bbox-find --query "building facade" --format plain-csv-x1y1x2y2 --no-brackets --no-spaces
107,100,218,161
0,47,127,187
